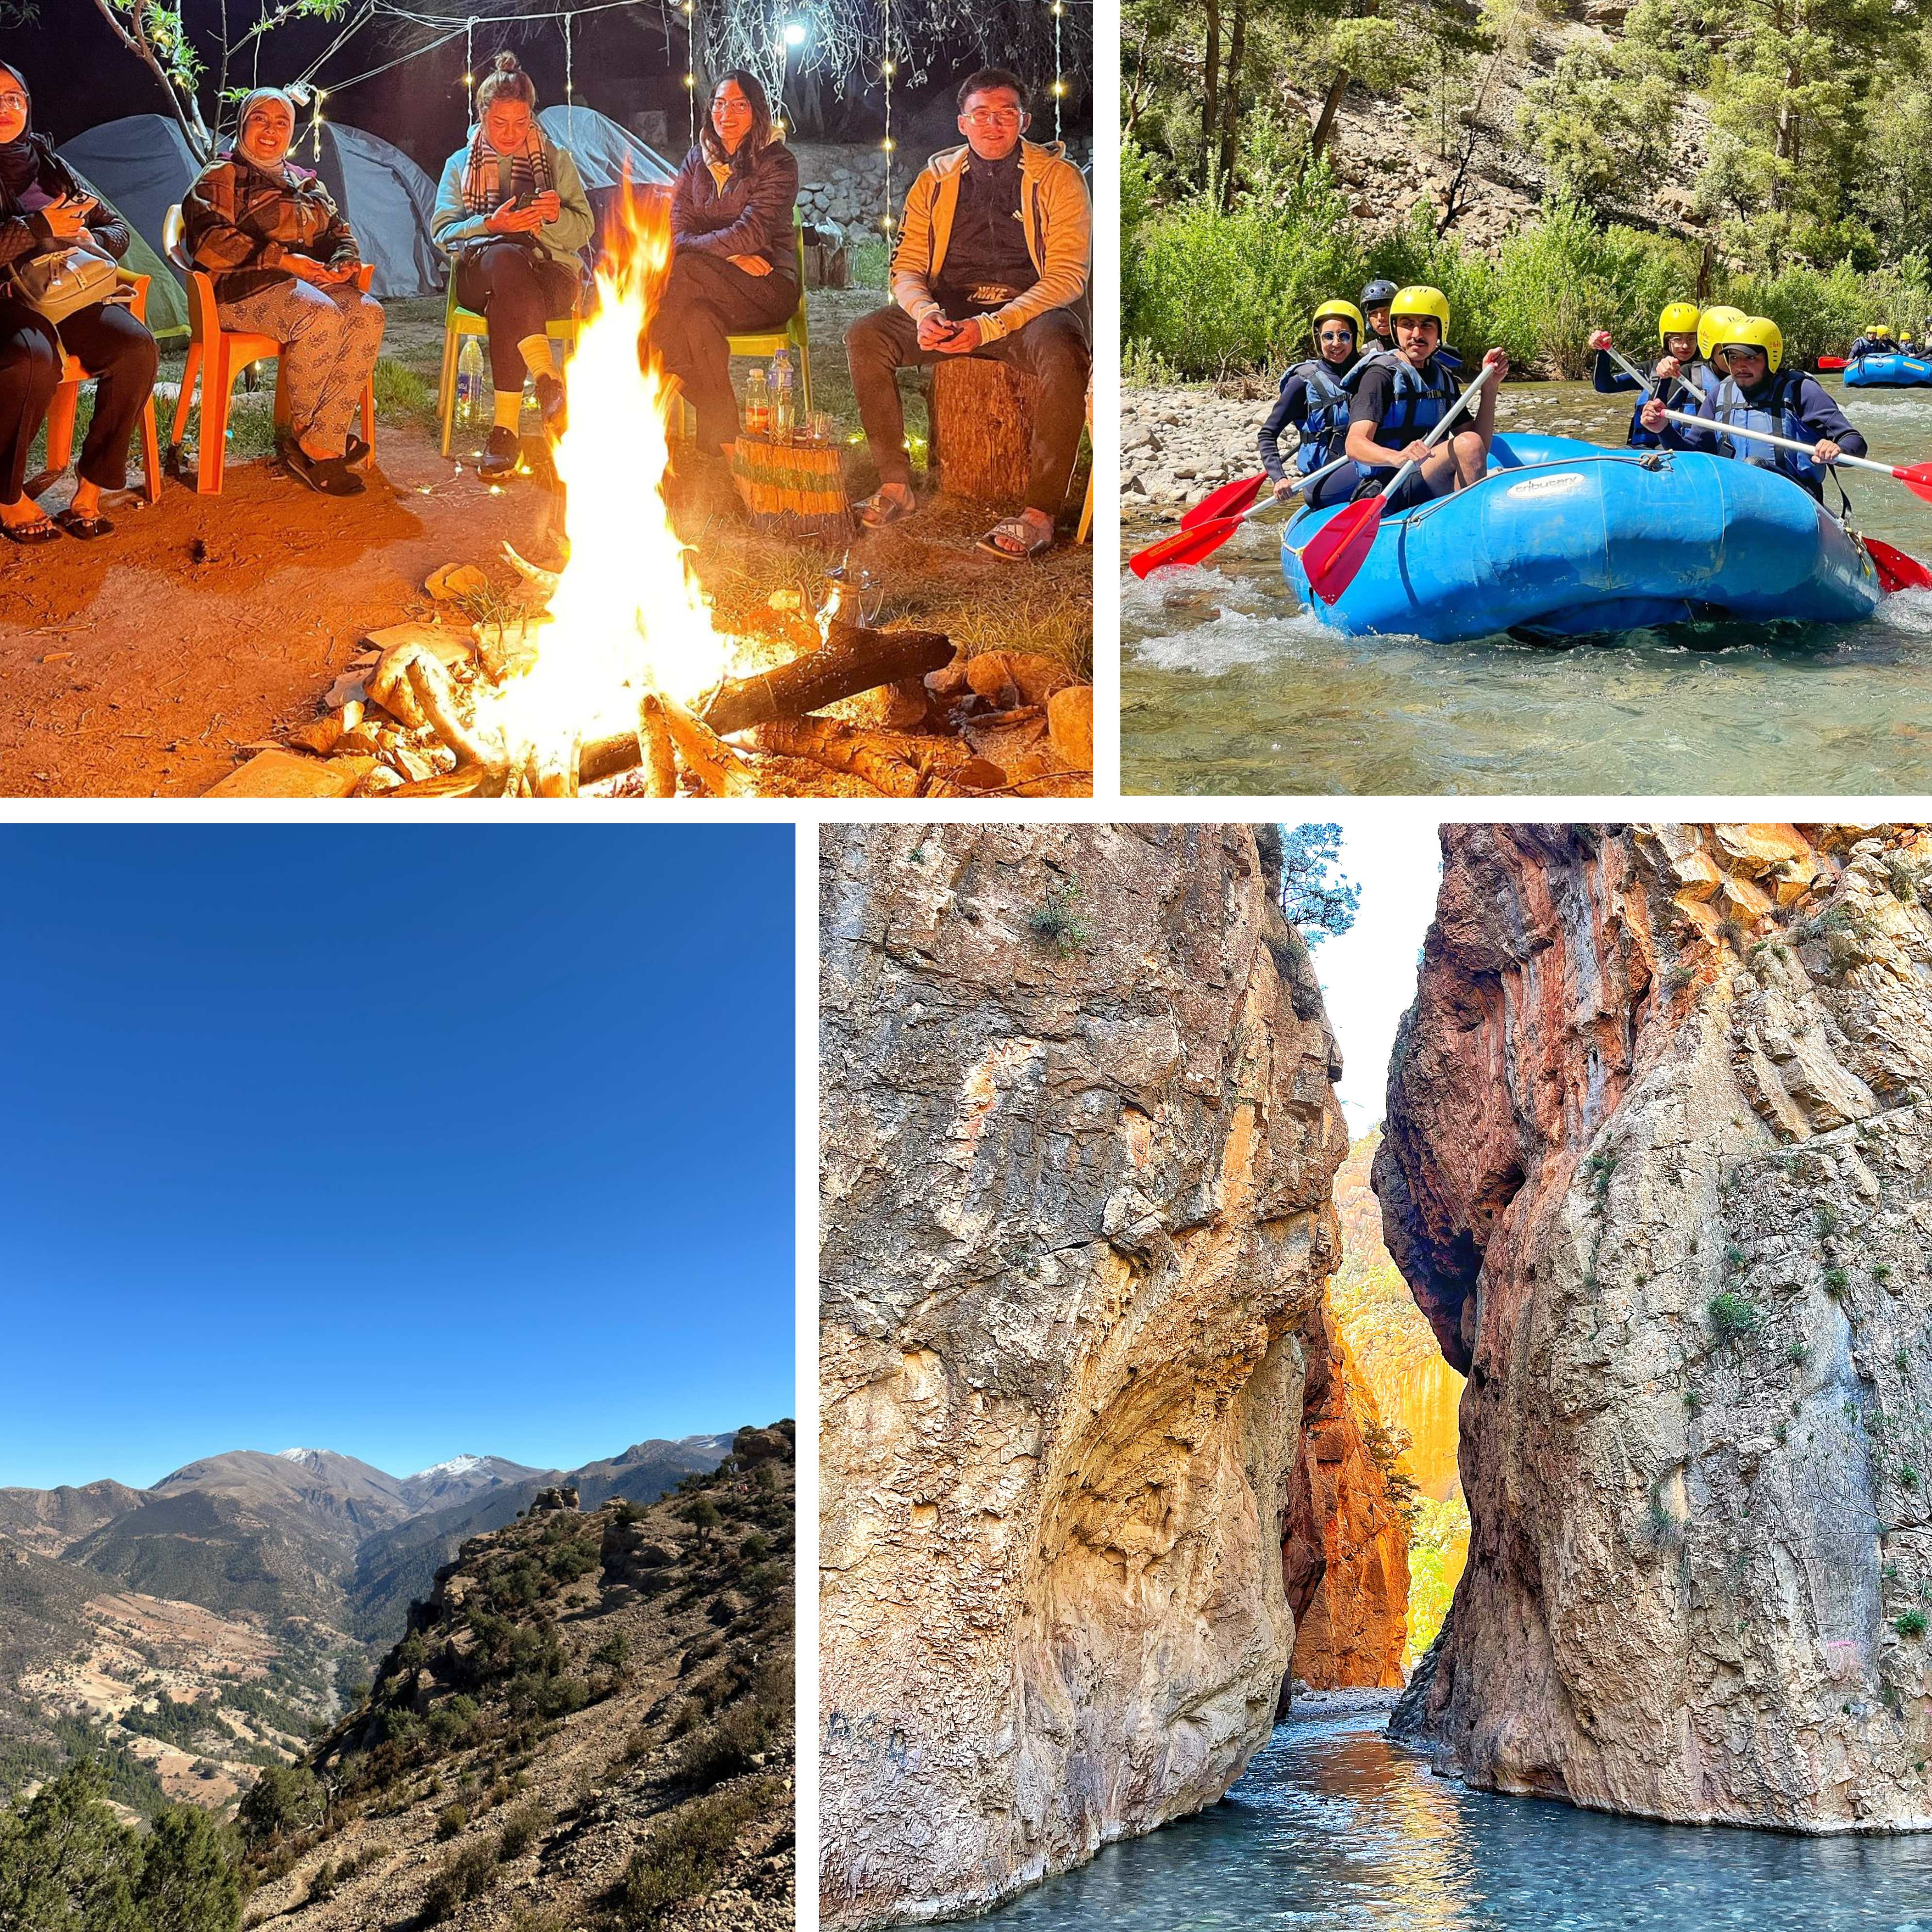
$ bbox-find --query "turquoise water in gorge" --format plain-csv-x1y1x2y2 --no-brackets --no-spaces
1120,380,1932,795
961,1709,1932,1929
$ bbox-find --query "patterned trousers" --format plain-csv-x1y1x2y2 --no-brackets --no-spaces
217,276,385,457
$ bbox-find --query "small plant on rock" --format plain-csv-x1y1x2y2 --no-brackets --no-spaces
1825,1267,1850,1298
1875,1264,1894,1284
1710,1291,1760,1341
1027,874,1090,958
1896,1610,1928,1639
1817,1203,1843,1239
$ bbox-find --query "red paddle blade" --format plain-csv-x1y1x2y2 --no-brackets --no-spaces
1866,534,1932,592
1893,463,1932,505
1127,514,1244,579
1299,494,1386,603
1818,355,1848,370
1182,472,1266,529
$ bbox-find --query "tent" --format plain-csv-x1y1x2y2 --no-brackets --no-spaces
539,106,677,261
309,122,443,299
61,111,443,305
57,114,196,339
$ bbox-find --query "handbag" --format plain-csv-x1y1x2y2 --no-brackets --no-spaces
12,241,118,324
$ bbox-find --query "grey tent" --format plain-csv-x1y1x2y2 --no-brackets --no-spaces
57,114,196,338
309,121,443,298
62,111,442,304
538,105,677,194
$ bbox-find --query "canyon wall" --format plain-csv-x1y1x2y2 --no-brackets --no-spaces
1381,823,1932,1829
818,823,1349,1927
1282,1305,1410,1690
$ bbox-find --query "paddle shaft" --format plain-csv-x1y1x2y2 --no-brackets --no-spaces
1602,341,1698,407
1653,404,1891,478
1368,359,1499,504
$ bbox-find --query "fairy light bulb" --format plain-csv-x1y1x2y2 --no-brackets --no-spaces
882,58,895,74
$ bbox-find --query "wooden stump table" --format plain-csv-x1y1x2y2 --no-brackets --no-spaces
729,432,853,542
931,356,1039,501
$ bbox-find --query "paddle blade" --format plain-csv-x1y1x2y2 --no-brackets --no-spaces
1895,462,1932,505
1127,514,1244,579
1183,472,1267,529
1866,534,1932,593
1299,495,1385,603
1818,355,1848,370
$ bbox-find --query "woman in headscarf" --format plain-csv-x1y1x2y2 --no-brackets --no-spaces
0,61,159,541
430,52,593,480
181,88,385,497
652,70,799,458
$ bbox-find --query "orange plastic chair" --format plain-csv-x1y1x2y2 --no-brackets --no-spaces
164,203,376,495
44,269,162,504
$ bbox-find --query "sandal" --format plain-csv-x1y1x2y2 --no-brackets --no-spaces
54,509,114,541
284,444,365,498
858,487,917,530
976,514,1054,561
0,514,60,545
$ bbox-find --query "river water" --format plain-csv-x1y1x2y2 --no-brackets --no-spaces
1121,379,1932,794
966,1708,1932,1929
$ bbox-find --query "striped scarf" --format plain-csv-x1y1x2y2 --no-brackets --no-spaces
460,125,551,218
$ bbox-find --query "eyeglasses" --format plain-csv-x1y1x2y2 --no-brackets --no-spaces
0,94,28,112
963,108,1022,127
1317,329,1353,343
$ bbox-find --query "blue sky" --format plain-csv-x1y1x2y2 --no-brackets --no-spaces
0,826,795,1491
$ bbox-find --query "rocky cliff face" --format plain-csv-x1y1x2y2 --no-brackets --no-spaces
1382,823,1932,1829
1282,1306,1410,1690
819,823,1350,1928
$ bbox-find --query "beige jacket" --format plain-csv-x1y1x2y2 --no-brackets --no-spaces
889,139,1089,343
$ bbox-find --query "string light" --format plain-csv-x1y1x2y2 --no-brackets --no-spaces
684,0,697,142
1052,0,1064,139
465,15,476,117
881,0,894,256
564,10,574,101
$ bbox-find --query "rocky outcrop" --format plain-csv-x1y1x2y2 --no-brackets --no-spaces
819,823,1349,1928
1282,1305,1410,1690
1381,823,1932,1829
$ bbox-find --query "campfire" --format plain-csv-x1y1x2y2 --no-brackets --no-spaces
239,188,1092,800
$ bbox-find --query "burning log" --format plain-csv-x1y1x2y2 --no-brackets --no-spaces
701,625,954,736
659,693,758,797
637,694,678,797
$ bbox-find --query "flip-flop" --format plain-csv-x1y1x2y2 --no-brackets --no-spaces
976,515,1054,561
54,509,114,541
858,489,917,529
0,515,60,545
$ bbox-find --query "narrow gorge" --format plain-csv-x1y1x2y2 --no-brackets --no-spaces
818,820,1932,1932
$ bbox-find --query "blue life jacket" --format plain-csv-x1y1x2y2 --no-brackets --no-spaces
1709,369,1825,493
1629,357,1715,448
1284,356,1353,473
1347,349,1463,450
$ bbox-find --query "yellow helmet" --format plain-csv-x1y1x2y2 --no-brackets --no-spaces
1868,323,1891,336
1716,315,1782,373
1658,301,1700,342
1697,304,1748,361
1311,299,1365,341
1391,284,1450,338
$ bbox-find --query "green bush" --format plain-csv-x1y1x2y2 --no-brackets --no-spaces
435,1802,467,1841
421,1837,500,1923
613,1781,779,1930
1710,1291,1760,1340
1896,1610,1928,1639
496,1799,551,1861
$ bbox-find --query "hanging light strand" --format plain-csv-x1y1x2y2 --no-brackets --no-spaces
880,0,895,254
310,84,325,159
564,10,575,100
464,14,476,117
1052,0,1063,139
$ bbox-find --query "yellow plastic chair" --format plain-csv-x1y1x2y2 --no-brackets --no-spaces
435,270,581,457
163,203,376,496
674,222,813,439
45,270,162,504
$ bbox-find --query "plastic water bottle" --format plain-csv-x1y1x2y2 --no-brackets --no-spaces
457,336,485,433
744,367,770,437
771,347,795,442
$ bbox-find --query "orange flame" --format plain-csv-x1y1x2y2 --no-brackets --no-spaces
476,179,733,772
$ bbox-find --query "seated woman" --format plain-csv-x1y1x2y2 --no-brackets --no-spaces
0,60,159,542
1258,299,1362,509
653,70,800,458
183,88,384,498
1588,303,1712,448
432,53,593,480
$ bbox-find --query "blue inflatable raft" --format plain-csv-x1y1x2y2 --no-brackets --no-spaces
1280,433,1882,641
1844,352,1932,387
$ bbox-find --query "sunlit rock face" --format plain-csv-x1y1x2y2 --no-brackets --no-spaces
1382,823,1932,1829
818,823,1349,1928
1332,1131,1465,1502
1282,1304,1410,1689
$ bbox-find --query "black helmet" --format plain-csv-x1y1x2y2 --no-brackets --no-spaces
1360,279,1399,310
